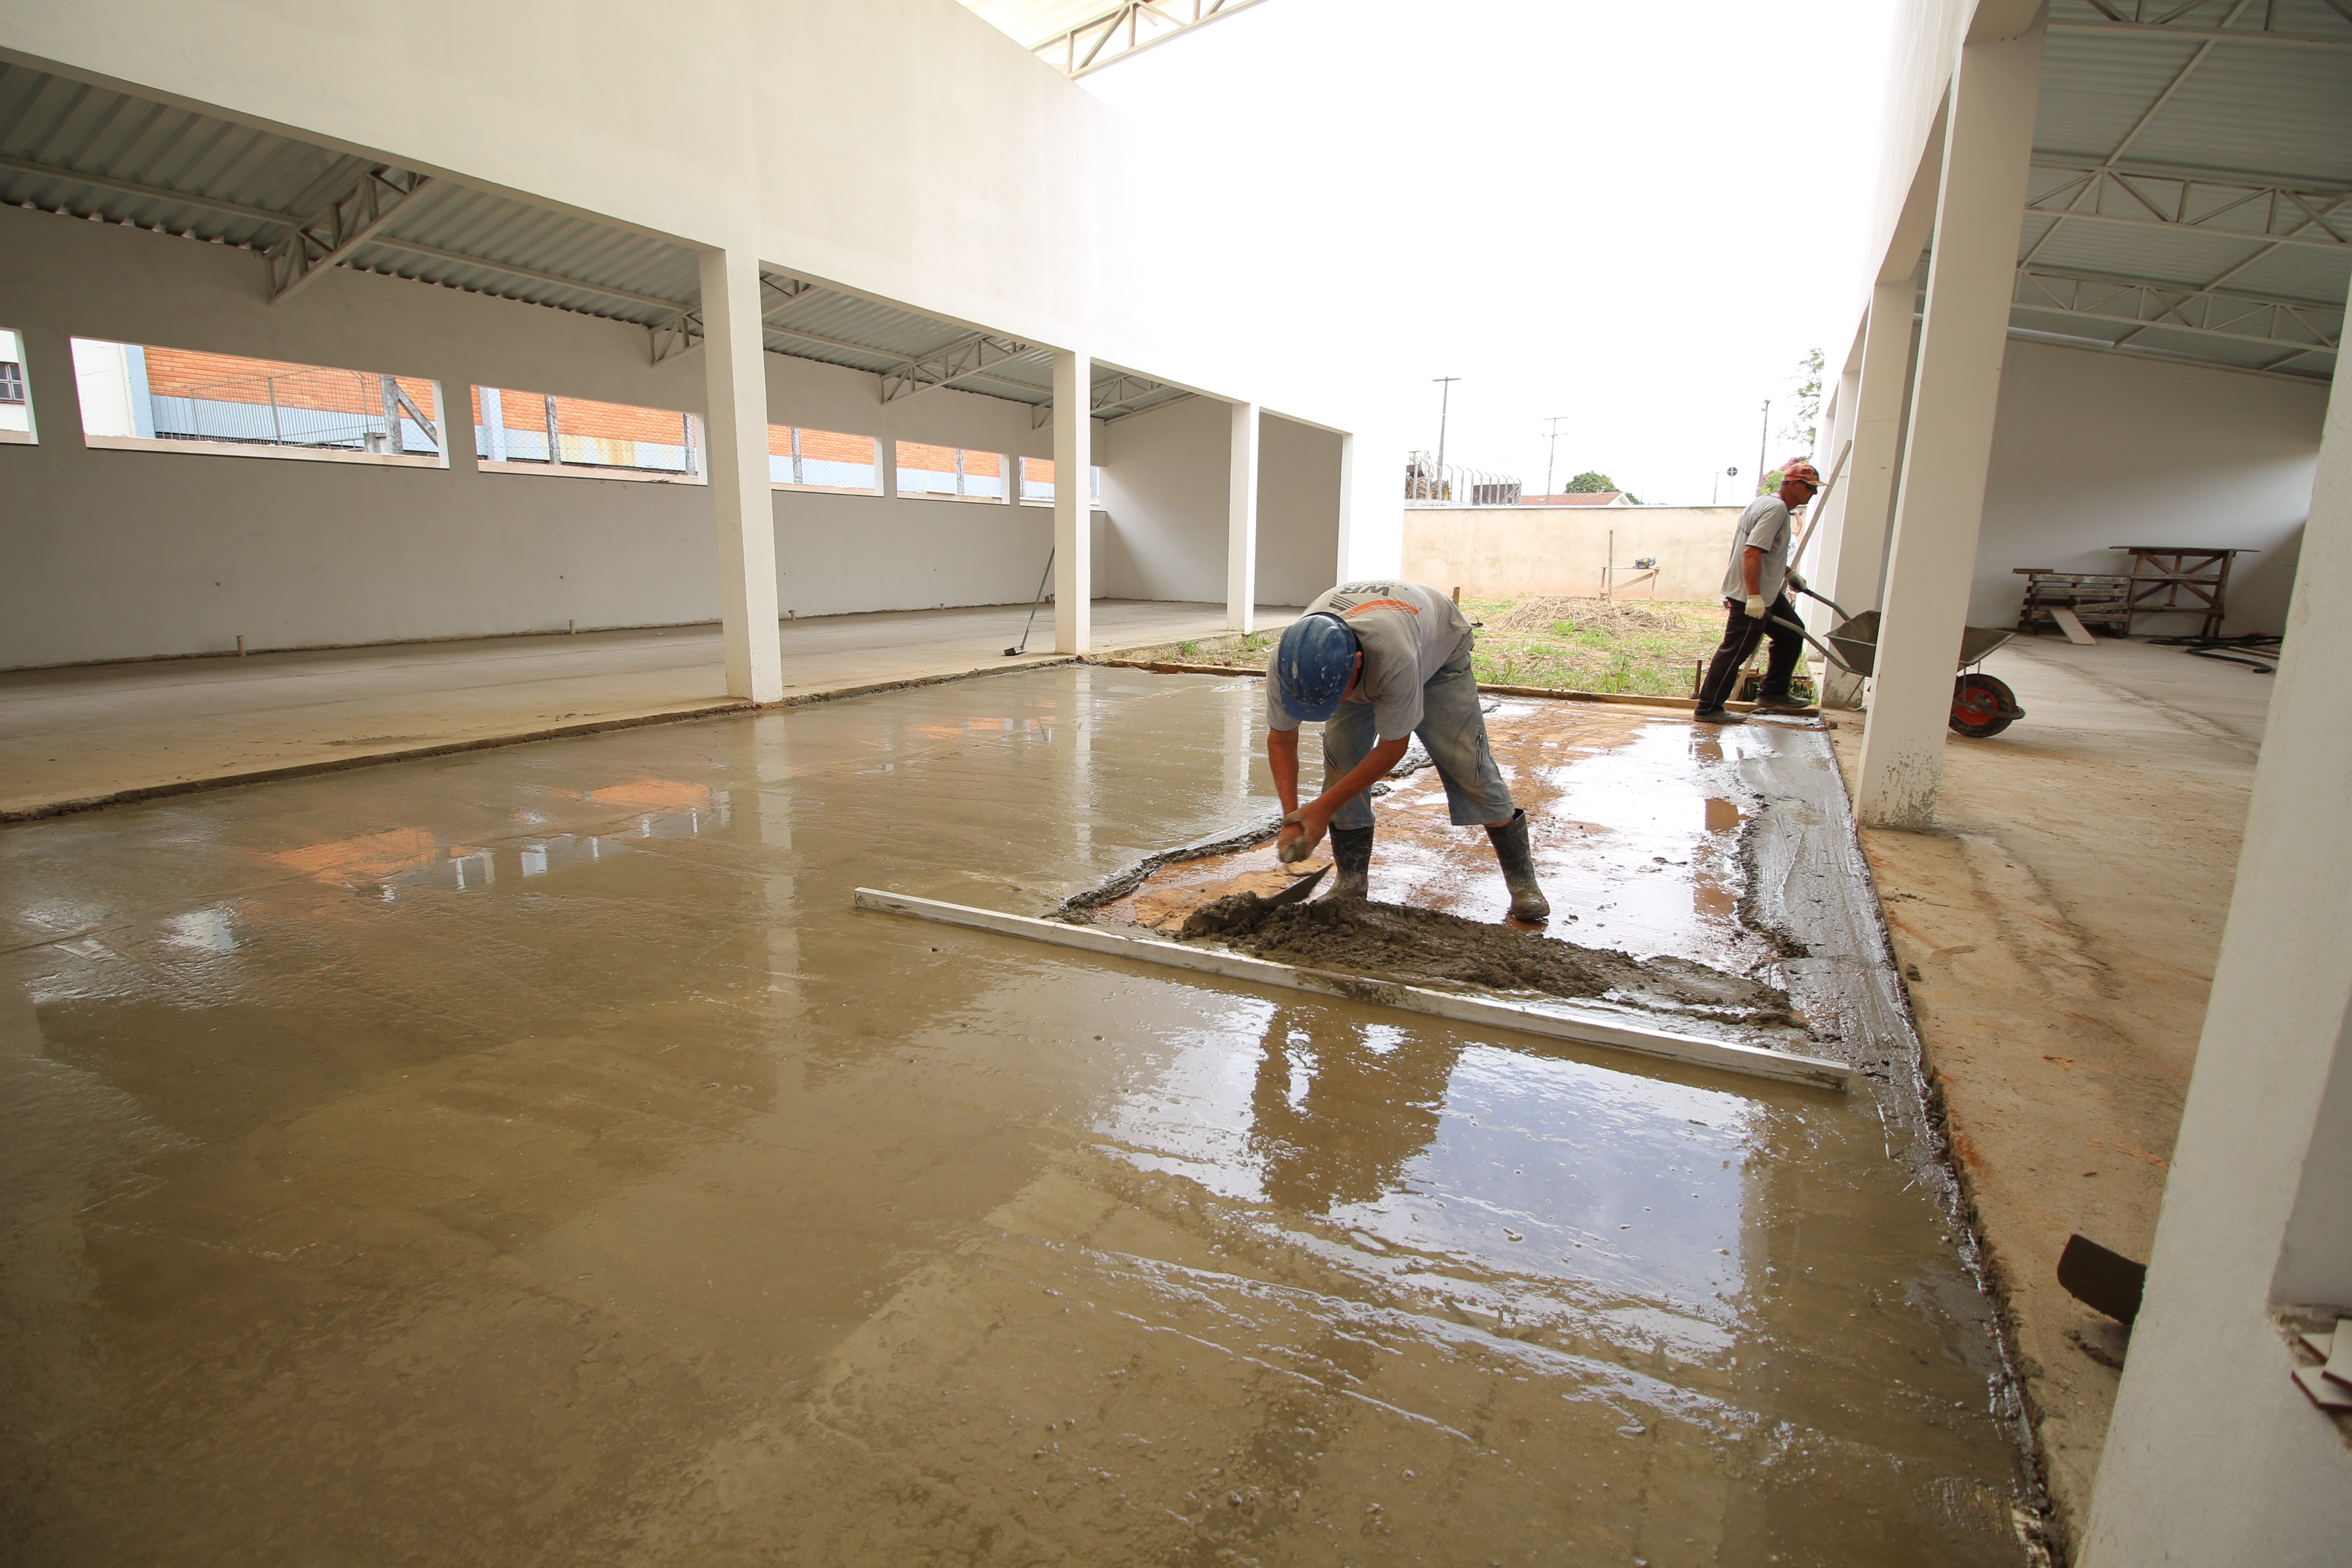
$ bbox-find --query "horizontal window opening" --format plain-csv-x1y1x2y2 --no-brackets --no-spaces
0,328,33,444
74,340,444,465
474,387,703,483
770,425,880,492
897,441,1008,503
1018,457,1106,506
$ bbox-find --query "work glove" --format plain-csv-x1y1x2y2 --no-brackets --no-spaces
1744,594,1768,620
1786,570,1807,593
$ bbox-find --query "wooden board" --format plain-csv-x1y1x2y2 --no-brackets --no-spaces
2050,606,2097,646
853,887,1851,1093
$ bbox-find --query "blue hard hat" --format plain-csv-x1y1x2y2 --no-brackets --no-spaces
1271,612,1359,723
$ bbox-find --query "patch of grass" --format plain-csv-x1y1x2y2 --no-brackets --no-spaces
1117,597,1772,699
1463,594,1726,696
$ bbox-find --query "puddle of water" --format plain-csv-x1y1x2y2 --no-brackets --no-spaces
0,668,2031,1566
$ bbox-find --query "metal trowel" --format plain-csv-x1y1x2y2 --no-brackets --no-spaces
1177,866,1328,941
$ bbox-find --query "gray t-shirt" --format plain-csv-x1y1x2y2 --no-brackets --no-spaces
1720,495,1793,602
1267,580,1472,740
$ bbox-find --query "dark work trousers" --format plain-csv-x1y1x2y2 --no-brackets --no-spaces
1694,593,1803,710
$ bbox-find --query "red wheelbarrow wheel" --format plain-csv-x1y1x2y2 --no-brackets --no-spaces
1950,672,2022,738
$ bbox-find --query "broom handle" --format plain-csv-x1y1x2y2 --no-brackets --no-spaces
1784,438,1853,588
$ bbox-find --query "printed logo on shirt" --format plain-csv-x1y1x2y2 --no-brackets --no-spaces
1326,582,1414,615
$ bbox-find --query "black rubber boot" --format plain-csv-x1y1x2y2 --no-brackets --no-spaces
1485,808,1550,922
1326,825,1373,901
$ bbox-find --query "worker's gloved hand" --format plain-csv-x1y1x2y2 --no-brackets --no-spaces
1786,570,1807,593
1744,594,1768,620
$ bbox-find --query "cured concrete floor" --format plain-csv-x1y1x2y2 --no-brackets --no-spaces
2,666,2036,1566
1827,634,2271,1559
0,599,1299,822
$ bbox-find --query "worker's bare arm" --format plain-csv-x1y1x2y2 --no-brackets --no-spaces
1743,544,1765,597
1266,727,1302,815
1277,734,1410,858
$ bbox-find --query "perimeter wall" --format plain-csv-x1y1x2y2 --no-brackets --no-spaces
1402,506,1740,603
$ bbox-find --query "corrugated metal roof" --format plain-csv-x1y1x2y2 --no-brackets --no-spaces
0,59,1188,415
2028,0,2352,382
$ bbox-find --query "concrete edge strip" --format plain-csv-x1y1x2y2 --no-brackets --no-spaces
1085,659,1827,720
852,887,1851,1093
0,701,755,823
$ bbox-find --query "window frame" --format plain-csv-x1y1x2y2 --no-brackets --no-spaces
770,424,883,496
472,385,706,485
895,441,1012,505
70,339,447,468
0,328,34,446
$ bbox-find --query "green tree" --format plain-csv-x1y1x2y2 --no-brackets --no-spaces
1560,470,1639,504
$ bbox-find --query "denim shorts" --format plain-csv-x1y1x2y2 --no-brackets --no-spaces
1322,646,1515,830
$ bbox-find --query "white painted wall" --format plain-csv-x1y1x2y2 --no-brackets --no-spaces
1403,505,1742,603
0,202,1135,666
1973,341,2325,636
1096,396,1225,604
1093,400,1340,608
1257,413,1344,608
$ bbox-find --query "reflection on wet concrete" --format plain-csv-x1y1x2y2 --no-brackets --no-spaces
0,670,2029,1565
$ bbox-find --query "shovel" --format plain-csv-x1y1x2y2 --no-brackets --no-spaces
1177,865,1330,941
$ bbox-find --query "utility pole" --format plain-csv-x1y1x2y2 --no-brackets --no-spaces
1433,377,1461,490
1541,414,1567,499
1754,398,1771,496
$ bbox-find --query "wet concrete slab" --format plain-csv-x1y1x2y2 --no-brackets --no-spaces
1,668,2032,1565
0,599,1299,821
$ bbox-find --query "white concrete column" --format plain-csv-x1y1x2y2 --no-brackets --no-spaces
1819,281,1919,706
1333,430,1358,585
2080,271,2352,1567
1053,348,1092,654
1801,362,1859,616
1226,400,1259,631
699,245,783,703
1853,20,2043,830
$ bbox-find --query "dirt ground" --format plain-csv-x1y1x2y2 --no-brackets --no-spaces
1824,636,2264,1560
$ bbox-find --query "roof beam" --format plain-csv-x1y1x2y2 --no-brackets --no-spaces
2048,20,2352,50
1035,0,1274,79
0,152,299,227
2007,323,2331,382
2024,161,2351,259
266,166,431,303
879,331,1038,402
2014,266,2341,355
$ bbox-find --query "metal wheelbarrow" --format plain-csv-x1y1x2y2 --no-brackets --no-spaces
1778,591,2026,739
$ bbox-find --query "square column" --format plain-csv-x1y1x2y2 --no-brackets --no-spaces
1820,280,1919,707
1052,348,1092,654
1226,400,1259,632
2080,271,2352,1565
699,245,783,703
1853,20,2043,830
1800,362,1859,630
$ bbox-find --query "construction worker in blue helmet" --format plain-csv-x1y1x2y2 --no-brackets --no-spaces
1267,581,1548,923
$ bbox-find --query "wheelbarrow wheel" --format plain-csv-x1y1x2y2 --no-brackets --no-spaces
1950,672,2021,738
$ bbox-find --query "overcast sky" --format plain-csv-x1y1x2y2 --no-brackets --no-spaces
1085,0,1897,505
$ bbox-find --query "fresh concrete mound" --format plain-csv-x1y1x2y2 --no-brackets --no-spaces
1180,895,1799,1026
